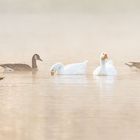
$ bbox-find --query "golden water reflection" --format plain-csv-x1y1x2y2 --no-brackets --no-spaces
0,72,140,140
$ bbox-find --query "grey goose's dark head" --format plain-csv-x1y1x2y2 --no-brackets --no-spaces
33,54,42,61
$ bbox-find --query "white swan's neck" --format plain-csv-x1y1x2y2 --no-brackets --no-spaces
100,59,106,67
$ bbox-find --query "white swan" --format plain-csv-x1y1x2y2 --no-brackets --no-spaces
50,61,88,75
93,53,117,76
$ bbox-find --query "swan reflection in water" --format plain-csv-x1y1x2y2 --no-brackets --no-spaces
52,75,88,86
93,75,116,91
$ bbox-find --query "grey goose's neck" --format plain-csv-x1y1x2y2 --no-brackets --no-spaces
32,56,37,69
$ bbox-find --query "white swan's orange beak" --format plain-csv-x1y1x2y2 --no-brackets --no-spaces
101,53,108,60
51,70,55,76
104,53,108,60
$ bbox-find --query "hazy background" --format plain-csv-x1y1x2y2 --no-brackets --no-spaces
0,0,140,14
1,1,140,140
0,0,140,71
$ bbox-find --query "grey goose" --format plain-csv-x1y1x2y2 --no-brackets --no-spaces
0,54,42,72
125,62,140,69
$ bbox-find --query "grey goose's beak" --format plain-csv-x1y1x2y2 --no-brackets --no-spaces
38,58,43,61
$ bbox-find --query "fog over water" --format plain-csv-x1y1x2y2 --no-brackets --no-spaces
0,1,140,140
0,13,140,68
0,0,140,67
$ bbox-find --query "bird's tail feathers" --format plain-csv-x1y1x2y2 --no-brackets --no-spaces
125,62,134,67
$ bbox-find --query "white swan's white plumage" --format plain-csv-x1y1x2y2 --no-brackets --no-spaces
93,53,117,76
50,61,88,75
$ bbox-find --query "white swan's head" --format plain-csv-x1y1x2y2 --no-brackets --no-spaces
50,63,64,76
100,52,108,61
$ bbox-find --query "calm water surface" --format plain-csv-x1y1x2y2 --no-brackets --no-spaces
0,69,140,140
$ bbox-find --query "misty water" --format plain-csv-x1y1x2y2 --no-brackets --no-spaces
0,13,140,140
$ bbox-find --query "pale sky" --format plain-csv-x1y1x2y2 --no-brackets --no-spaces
0,0,140,14
0,0,140,64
